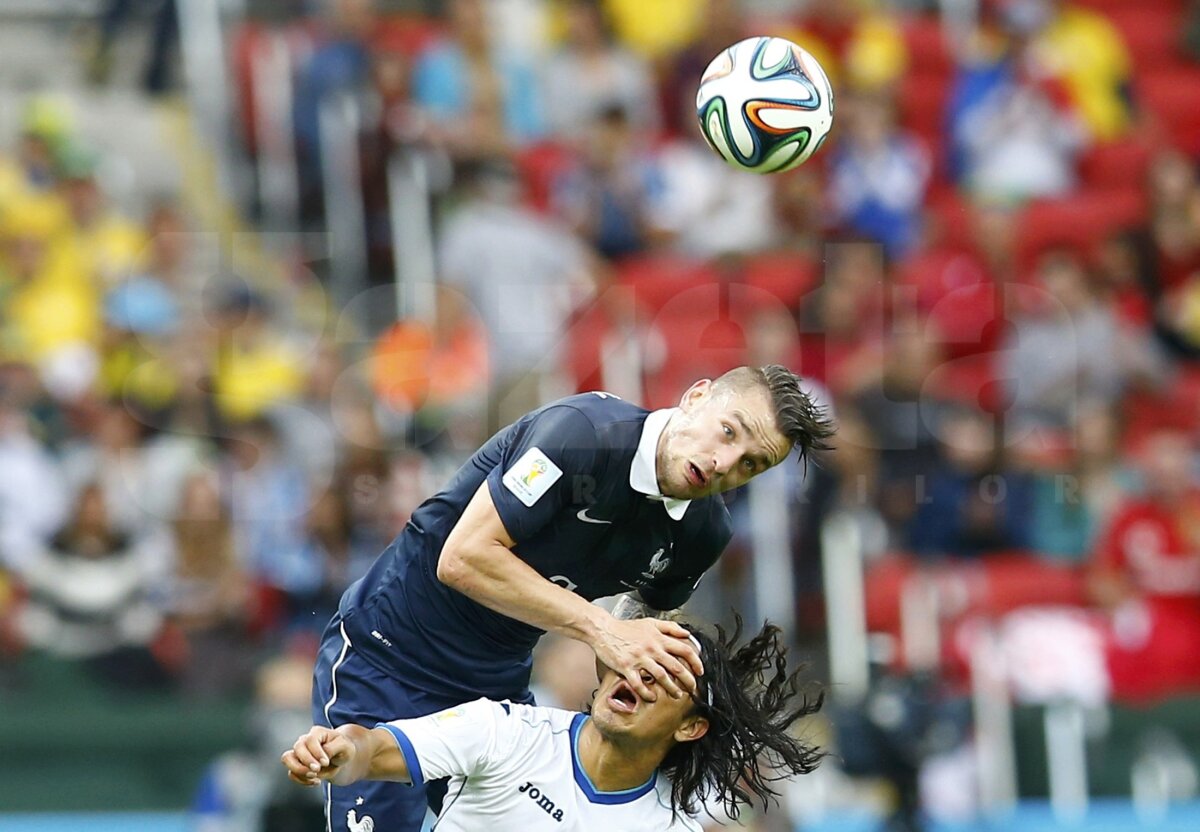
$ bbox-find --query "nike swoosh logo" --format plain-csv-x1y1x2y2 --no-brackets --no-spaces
576,508,613,525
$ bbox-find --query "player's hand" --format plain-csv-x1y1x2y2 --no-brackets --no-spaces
281,726,356,786
592,617,703,702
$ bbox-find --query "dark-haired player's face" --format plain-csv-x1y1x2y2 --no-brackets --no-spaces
591,667,708,748
657,381,790,499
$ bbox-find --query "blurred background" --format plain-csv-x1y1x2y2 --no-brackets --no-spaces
0,0,1199,830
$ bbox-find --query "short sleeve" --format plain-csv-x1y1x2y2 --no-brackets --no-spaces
376,698,510,784
486,406,602,544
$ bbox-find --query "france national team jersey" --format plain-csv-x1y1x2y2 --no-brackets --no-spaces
375,699,703,831
336,393,733,703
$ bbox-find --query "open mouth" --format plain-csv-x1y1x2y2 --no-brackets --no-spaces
686,462,707,489
607,680,639,714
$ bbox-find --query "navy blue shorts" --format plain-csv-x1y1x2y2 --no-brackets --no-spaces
311,616,533,832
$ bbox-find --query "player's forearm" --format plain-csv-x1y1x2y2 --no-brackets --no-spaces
332,725,411,785
439,538,608,644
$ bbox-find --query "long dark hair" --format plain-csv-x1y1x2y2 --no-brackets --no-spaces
660,617,824,821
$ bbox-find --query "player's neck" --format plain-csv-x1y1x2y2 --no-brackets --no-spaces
577,719,662,792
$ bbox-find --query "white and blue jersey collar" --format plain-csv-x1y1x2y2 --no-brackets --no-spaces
569,714,658,804
630,408,690,521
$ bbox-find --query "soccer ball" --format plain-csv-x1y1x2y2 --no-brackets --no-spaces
696,36,834,174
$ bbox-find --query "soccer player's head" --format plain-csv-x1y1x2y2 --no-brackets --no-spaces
657,364,835,499
589,617,824,820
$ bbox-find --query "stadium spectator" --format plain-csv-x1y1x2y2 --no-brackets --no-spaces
57,143,146,287
368,285,491,449
552,104,664,258
15,481,172,688
436,156,597,430
1088,429,1200,701
853,326,949,543
907,407,1035,558
796,241,886,395
412,0,544,159
1002,247,1165,434
783,0,909,91
828,86,931,259
1028,405,1135,561
0,388,68,572
0,194,100,395
602,0,706,60
224,417,316,626
60,400,162,530
542,0,660,142
210,284,305,424
947,11,1087,202
293,0,377,220
1017,0,1135,141
166,470,256,699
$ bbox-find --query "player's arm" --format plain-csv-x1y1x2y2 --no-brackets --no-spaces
281,725,409,787
438,481,702,701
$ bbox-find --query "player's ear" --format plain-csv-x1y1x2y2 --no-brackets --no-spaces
674,714,709,744
679,379,712,411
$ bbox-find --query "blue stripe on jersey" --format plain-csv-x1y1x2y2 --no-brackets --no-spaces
376,723,425,786
568,714,657,804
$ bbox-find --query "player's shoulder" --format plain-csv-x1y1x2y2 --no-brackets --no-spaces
647,776,704,831
501,700,582,733
537,391,645,427
686,491,734,538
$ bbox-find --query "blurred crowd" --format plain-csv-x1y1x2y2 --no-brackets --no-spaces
2,0,1200,827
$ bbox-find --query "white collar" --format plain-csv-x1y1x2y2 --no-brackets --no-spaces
630,408,690,521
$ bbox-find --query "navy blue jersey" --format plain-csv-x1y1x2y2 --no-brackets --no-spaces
336,393,733,702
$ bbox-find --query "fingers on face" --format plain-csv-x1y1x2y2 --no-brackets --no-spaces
663,633,705,678
626,667,657,702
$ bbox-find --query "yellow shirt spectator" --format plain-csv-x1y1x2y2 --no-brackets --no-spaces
213,339,305,422
1032,5,1133,141
603,0,704,58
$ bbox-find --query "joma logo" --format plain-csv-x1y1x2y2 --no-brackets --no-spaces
518,781,564,822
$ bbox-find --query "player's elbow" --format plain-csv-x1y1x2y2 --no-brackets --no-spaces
436,545,471,590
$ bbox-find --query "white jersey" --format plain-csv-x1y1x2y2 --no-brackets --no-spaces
375,699,702,832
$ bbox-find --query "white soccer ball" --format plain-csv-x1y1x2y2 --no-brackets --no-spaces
695,36,835,174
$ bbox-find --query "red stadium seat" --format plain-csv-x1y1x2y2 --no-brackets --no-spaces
1103,7,1181,69
372,14,441,56
614,255,719,312
515,141,575,214
741,251,819,307
924,185,975,249
1138,67,1200,155
898,70,952,145
863,552,1089,663
902,16,954,75
1079,135,1156,189
1015,188,1147,267
1075,0,1184,13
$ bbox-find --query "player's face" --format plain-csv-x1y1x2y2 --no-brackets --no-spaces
657,380,791,499
591,667,709,749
